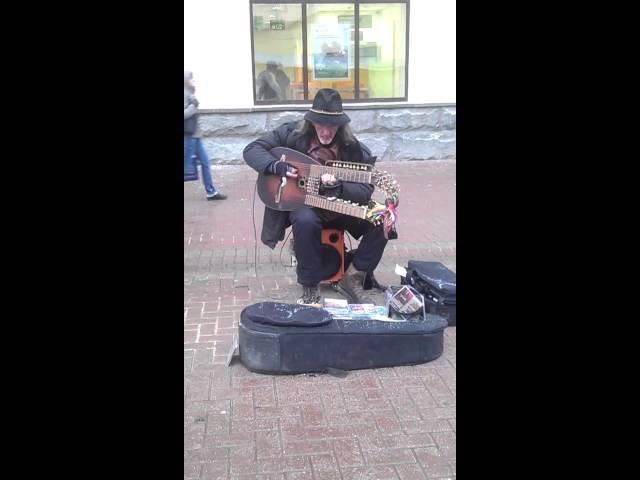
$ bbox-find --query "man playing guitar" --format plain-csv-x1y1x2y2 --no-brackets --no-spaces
243,89,390,306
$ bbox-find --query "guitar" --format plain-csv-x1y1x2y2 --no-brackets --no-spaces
256,147,399,233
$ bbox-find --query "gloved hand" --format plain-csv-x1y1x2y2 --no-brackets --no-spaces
319,181,343,197
267,159,297,177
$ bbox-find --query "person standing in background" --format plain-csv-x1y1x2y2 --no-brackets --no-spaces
184,71,227,200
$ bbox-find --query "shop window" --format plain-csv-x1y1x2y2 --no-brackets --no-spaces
251,1,408,104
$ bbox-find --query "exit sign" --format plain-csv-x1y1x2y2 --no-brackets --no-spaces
270,20,285,31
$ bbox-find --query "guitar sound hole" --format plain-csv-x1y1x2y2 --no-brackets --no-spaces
329,233,339,243
298,179,305,187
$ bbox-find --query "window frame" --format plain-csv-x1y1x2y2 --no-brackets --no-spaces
249,0,410,105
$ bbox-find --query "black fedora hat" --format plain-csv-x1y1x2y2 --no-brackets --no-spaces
304,88,351,126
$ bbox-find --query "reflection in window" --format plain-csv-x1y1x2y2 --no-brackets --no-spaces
252,4,303,101
307,4,355,100
359,3,406,99
250,2,408,103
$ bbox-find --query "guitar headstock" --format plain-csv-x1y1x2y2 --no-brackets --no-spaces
364,200,399,239
371,169,400,207
363,200,389,224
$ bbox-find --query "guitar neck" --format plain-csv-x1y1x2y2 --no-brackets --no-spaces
309,164,372,184
304,194,367,219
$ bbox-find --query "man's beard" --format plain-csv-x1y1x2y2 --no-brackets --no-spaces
317,132,338,146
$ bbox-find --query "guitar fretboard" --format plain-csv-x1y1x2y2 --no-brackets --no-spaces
308,164,372,184
304,194,367,219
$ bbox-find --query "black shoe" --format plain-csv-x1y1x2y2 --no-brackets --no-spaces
207,192,227,200
297,285,321,306
363,272,387,292
338,270,374,304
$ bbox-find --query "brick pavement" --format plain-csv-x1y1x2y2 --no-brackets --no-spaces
185,160,456,479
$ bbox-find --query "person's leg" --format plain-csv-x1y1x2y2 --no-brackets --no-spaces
329,217,388,274
290,208,324,287
335,218,388,303
184,135,198,181
193,139,221,198
351,222,388,273
289,208,325,304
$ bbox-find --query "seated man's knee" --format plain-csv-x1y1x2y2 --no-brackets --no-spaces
291,208,321,229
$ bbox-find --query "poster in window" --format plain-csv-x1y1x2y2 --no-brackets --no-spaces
311,24,350,80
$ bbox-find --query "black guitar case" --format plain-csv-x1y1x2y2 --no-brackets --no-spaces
401,261,457,326
238,302,448,374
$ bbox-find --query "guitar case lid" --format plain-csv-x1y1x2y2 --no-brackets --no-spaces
242,302,332,327
407,261,456,295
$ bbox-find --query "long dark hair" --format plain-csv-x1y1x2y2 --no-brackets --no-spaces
294,119,355,146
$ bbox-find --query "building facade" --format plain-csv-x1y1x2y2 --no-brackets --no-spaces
184,0,456,162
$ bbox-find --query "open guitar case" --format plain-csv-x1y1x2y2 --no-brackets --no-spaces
238,302,448,374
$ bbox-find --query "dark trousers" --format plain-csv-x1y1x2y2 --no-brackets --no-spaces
289,207,388,287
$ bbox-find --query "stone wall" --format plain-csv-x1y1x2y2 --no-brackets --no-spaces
198,105,456,164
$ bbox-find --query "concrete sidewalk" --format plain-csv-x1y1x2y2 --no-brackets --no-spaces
185,160,456,480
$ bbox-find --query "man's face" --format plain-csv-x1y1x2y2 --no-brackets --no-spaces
312,122,338,145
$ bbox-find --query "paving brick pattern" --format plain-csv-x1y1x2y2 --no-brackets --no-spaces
185,161,456,479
